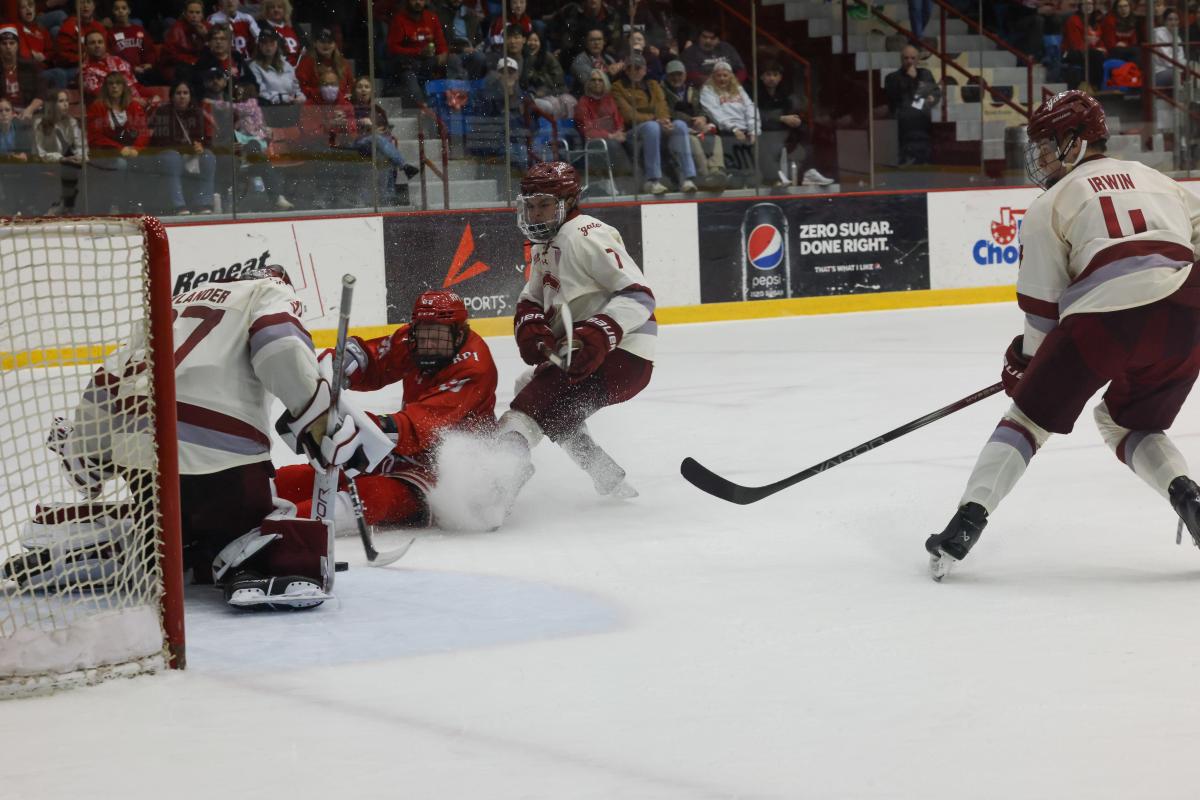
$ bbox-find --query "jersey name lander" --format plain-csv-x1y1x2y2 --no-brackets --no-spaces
523,214,657,361
1017,156,1200,353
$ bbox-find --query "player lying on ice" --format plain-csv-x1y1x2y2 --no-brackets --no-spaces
927,90,1200,580
272,289,503,531
3,264,340,610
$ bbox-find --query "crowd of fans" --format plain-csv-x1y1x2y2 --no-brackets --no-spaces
0,0,832,216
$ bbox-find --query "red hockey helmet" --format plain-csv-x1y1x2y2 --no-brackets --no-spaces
409,289,468,372
1025,90,1107,188
518,161,581,242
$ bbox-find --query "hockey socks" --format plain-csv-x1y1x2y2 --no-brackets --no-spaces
959,405,1050,514
1095,402,1190,500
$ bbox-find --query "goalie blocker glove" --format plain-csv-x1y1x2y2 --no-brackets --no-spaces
319,395,396,477
275,379,333,460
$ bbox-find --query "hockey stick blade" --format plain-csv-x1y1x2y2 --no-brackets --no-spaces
681,382,1004,505
366,536,415,567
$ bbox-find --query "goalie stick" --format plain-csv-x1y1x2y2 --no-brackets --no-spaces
681,382,1005,505
346,479,414,567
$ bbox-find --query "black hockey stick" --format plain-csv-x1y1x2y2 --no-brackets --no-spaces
347,479,413,567
681,382,1005,505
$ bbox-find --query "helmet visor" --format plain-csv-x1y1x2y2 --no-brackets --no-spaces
517,193,565,242
1025,135,1065,189
411,322,459,371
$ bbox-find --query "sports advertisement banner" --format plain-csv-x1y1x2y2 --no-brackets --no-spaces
695,194,930,303
382,207,643,323
926,187,1041,289
165,216,389,331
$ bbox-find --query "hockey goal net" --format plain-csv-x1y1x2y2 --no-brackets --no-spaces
0,217,184,698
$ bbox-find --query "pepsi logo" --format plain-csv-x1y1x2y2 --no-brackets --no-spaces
747,224,784,270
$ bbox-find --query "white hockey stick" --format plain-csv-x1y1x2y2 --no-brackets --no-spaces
311,275,355,590
538,300,575,370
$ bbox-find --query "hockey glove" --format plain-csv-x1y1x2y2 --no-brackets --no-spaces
515,303,556,366
319,397,396,478
317,336,368,389
275,379,333,456
1001,335,1031,397
47,415,112,497
566,315,623,383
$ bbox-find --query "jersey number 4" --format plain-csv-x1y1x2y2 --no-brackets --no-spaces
171,306,226,366
1098,196,1148,238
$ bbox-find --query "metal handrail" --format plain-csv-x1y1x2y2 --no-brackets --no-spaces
416,105,450,210
711,0,813,128
852,0,1029,119
931,0,1033,119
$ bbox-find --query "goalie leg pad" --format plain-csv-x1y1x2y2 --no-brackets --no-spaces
211,528,282,583
3,503,134,590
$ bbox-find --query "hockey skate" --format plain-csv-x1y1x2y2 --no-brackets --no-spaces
1169,476,1200,548
560,429,638,499
222,570,331,611
925,502,988,582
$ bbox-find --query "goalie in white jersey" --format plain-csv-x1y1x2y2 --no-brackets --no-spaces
927,90,1200,580
495,161,656,503
5,265,337,610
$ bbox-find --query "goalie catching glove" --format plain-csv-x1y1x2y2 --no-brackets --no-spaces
47,415,113,497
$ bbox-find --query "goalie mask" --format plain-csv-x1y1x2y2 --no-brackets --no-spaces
517,161,581,243
408,290,469,373
1024,90,1107,189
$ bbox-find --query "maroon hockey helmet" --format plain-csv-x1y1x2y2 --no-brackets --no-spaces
409,290,468,372
1025,90,1107,187
215,262,293,286
520,161,582,200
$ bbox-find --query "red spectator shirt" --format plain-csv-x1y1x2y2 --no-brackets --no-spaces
575,93,625,140
80,54,142,99
16,19,49,64
2,63,21,106
86,99,150,149
1063,15,1104,53
108,23,157,69
386,9,448,58
347,326,498,458
53,16,107,66
295,55,353,100
1100,15,1140,50
162,18,210,67
259,20,304,66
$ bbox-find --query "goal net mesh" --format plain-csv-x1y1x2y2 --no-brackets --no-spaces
0,218,176,698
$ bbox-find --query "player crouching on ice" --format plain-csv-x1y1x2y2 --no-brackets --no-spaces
272,289,501,531
490,161,657,505
4,265,339,610
927,90,1200,580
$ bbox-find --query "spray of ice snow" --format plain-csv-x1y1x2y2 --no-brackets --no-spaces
428,432,527,531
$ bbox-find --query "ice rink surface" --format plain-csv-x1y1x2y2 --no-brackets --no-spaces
9,301,1200,800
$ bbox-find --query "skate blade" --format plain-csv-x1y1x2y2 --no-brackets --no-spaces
929,551,956,582
605,481,639,500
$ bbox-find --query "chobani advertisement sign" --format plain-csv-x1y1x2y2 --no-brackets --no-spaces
927,186,1041,289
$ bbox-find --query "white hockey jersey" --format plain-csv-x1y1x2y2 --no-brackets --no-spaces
1017,155,1200,354
520,212,656,361
81,276,321,476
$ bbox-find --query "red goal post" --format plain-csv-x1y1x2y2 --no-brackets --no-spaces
0,216,184,698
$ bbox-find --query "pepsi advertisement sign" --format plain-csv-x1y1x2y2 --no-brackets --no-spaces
697,195,930,302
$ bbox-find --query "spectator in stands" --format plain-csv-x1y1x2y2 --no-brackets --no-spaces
209,0,260,60
149,79,217,214
297,65,359,207
162,0,210,87
626,0,678,57
251,28,304,105
616,28,663,82
574,66,633,187
350,75,418,204
86,70,151,212
14,0,50,70
882,44,940,166
1153,6,1186,85
80,31,138,102
1063,0,1107,89
484,0,533,52
108,0,162,87
296,27,353,101
193,23,254,95
610,52,696,193
0,96,35,214
493,23,527,73
257,0,305,67
1000,1,1056,62
0,24,45,119
524,30,575,121
1102,0,1142,60
570,27,622,89
700,59,759,180
52,0,105,77
433,0,487,78
757,61,833,187
386,0,449,109
229,79,294,210
471,55,531,168
662,57,725,189
33,87,83,214
681,25,747,88
551,0,623,65
908,0,932,42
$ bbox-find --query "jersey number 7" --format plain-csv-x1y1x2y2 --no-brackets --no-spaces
171,306,227,366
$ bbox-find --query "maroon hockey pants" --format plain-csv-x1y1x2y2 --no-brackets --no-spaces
179,460,276,582
510,349,654,441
